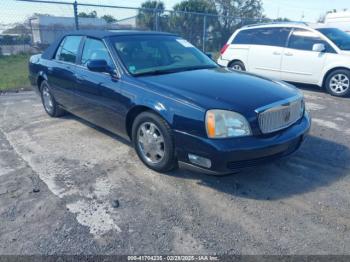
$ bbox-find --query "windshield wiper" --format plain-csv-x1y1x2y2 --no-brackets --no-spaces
134,65,217,77
177,65,217,72
134,69,179,77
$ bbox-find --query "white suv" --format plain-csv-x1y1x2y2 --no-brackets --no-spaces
217,22,350,97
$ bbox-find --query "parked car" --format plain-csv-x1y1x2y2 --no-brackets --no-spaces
217,22,350,97
29,30,310,175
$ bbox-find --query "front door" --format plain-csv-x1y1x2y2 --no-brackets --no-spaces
73,37,126,135
281,28,330,84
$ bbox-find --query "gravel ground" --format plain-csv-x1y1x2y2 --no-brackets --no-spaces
0,86,349,255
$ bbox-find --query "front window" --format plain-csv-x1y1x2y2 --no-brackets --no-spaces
110,35,217,76
317,28,350,51
288,29,334,52
81,37,114,67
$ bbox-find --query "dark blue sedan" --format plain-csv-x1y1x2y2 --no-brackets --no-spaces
29,30,311,175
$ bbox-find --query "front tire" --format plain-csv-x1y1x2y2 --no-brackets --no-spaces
132,111,177,173
324,69,350,97
40,80,65,117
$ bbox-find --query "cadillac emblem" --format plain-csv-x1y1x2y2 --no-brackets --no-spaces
284,111,291,122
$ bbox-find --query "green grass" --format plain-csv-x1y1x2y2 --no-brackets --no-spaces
0,54,32,92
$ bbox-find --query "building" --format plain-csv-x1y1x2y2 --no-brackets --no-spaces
29,15,109,45
325,11,350,33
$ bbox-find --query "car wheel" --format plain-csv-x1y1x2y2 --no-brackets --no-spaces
132,111,178,173
40,80,65,117
325,69,350,97
229,61,246,71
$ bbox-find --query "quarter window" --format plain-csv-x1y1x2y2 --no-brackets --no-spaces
288,29,333,52
81,38,113,67
55,36,82,63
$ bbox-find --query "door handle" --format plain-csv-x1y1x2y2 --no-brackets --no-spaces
285,52,293,56
47,67,53,73
273,51,281,55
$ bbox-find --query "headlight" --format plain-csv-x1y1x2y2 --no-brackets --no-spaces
205,110,252,138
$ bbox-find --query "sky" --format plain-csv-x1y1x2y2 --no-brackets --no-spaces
1,0,350,26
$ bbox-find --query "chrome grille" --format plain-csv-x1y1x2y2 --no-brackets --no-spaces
258,97,304,134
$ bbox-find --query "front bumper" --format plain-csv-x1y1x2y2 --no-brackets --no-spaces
175,113,311,175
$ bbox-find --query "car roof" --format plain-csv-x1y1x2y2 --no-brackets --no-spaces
42,30,177,60
241,22,308,29
240,21,340,31
62,30,176,39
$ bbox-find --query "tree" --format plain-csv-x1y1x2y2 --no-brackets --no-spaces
318,9,337,23
212,0,263,45
101,15,117,24
137,1,165,30
169,0,219,49
78,11,97,18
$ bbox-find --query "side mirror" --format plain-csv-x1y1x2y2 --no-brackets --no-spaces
312,43,326,52
87,59,110,73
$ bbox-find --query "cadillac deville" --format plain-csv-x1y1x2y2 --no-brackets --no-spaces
29,30,311,175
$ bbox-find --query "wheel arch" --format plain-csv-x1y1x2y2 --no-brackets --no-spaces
228,59,245,67
321,67,350,88
125,104,173,141
36,71,48,91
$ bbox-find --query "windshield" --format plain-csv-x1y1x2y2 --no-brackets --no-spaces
110,35,218,76
317,28,350,51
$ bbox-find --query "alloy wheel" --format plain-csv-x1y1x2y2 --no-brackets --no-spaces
329,74,350,94
232,64,243,71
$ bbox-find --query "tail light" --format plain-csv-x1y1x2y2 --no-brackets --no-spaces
220,44,229,55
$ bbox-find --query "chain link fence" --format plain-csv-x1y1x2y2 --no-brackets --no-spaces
0,0,271,56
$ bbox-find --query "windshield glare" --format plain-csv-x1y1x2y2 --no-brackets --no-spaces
317,28,350,51
111,35,218,76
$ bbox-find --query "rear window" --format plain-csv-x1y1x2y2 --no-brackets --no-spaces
232,27,291,47
55,36,83,63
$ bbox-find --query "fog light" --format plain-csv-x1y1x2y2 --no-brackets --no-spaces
188,154,212,168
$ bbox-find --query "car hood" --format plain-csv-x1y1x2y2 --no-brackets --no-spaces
137,68,300,115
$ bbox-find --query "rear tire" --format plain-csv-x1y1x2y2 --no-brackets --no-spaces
132,111,178,173
40,80,65,117
324,69,350,97
229,61,246,71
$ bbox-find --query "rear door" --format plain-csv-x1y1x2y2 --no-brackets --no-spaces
247,27,291,79
48,35,83,110
281,28,332,84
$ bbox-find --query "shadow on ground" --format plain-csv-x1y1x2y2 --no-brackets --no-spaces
62,114,349,201
167,135,350,200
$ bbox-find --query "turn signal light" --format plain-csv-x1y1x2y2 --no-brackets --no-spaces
206,111,216,138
